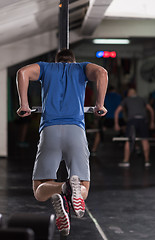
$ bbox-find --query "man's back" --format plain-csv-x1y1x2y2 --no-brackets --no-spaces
121,96,147,120
37,62,89,132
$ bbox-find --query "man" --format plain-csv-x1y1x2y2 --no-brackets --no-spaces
16,49,108,236
114,88,154,167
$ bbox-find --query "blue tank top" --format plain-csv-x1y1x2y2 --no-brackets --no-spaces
37,61,90,132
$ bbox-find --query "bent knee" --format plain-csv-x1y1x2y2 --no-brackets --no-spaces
33,182,47,202
33,190,47,202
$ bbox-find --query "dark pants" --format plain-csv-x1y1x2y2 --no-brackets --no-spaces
126,118,149,138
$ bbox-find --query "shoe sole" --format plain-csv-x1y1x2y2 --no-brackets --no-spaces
118,163,130,167
70,176,85,218
145,164,151,167
51,194,70,236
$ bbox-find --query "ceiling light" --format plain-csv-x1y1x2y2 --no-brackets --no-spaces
93,39,130,44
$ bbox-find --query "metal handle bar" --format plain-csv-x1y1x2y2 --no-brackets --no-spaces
19,106,104,115
113,137,155,142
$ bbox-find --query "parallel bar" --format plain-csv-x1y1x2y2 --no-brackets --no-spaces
20,107,104,116
31,106,96,113
86,129,99,133
112,137,155,142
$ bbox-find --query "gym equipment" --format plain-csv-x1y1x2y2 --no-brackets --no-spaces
8,213,55,240
0,228,34,240
86,128,99,133
113,125,155,153
0,214,3,228
20,106,104,116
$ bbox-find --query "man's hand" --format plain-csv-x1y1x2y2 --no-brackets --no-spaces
94,106,107,117
17,106,31,117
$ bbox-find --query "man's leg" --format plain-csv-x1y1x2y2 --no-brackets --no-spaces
81,180,90,200
91,132,100,153
33,177,89,235
64,176,89,218
119,141,130,167
33,179,71,236
33,179,64,202
91,118,104,154
33,179,90,202
141,139,150,163
124,141,130,163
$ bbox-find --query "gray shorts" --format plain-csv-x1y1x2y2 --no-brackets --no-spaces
32,125,90,181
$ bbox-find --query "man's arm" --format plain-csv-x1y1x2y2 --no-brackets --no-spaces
16,63,40,117
85,63,108,116
114,105,123,131
146,104,155,129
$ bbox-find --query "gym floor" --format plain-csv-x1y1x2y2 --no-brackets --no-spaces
0,127,155,240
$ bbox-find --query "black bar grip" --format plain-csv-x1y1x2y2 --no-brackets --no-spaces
19,109,37,116
97,110,104,115
19,111,27,115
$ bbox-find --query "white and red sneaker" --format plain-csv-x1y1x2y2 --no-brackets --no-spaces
69,175,85,218
51,193,70,236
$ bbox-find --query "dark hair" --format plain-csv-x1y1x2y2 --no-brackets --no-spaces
55,49,76,63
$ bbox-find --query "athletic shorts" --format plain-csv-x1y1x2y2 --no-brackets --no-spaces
32,125,90,181
126,118,149,138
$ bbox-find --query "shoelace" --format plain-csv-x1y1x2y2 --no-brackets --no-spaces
52,198,64,215
71,177,81,198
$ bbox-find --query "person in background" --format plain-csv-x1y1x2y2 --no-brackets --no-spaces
149,90,155,111
114,88,154,167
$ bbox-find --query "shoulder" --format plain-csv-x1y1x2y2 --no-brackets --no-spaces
37,61,50,71
74,62,90,68
68,62,90,73
37,61,49,66
37,62,56,72
76,62,91,69
137,96,145,102
37,61,55,68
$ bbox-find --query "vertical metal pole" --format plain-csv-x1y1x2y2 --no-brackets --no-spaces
58,2,70,240
59,0,69,50
57,0,69,183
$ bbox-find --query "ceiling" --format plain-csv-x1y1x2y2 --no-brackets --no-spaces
0,0,132,46
0,0,155,69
